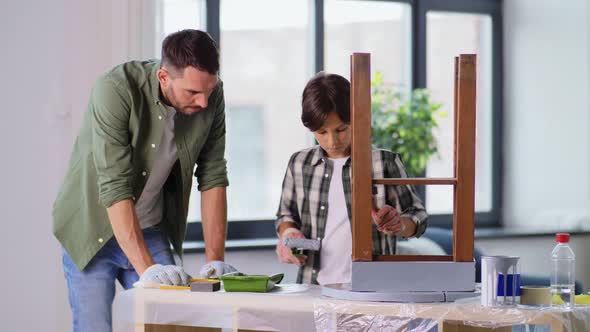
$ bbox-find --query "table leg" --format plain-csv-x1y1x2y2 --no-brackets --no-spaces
550,319,565,332
143,324,222,332
439,320,512,332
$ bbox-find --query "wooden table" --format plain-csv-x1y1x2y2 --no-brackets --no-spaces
112,284,590,331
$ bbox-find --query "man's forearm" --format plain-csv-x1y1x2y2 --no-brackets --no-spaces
201,186,228,262
107,199,155,275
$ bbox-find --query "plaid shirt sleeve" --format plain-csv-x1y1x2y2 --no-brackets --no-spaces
385,152,428,238
275,153,302,233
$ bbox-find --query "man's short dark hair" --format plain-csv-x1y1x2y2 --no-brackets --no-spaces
301,72,350,131
161,29,219,75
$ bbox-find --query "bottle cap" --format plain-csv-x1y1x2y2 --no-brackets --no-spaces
555,233,570,243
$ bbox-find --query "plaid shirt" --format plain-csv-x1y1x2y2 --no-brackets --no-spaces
275,146,428,284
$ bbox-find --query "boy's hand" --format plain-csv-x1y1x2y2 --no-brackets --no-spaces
276,227,307,266
372,205,404,236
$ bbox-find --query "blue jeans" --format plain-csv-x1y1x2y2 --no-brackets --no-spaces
62,225,175,332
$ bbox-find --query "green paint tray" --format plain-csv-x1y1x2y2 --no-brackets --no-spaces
220,273,284,292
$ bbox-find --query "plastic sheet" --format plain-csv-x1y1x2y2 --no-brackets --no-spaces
313,296,590,332
113,284,590,332
113,283,317,332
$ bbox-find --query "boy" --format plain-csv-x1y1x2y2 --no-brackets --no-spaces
275,72,428,285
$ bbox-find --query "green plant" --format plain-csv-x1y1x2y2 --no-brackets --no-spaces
371,72,445,177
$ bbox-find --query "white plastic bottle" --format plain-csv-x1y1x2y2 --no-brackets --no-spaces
550,233,575,309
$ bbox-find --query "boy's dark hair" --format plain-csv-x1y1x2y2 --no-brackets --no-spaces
161,29,219,75
301,72,350,131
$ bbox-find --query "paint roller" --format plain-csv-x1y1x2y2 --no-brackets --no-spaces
282,237,321,255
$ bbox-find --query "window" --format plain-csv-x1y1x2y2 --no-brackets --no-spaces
154,0,205,57
187,106,269,221
425,12,493,215
188,0,314,224
324,0,412,91
154,0,503,242
415,0,503,226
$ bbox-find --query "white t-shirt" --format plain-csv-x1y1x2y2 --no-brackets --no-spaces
316,157,352,285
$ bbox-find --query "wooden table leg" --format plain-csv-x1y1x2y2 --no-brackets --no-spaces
144,324,222,332
550,318,565,332
439,320,512,332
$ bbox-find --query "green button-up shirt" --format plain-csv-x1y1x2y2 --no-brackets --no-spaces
52,60,228,271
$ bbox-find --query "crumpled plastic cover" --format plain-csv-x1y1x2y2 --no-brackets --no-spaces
112,284,590,332
113,283,317,332
313,297,590,332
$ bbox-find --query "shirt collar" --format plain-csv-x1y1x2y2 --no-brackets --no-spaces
150,61,164,106
310,146,351,167
310,146,324,167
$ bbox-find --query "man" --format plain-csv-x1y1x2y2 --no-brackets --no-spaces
275,72,428,285
53,29,236,331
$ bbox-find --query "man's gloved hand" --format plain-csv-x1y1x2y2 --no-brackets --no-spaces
199,260,238,278
134,264,191,288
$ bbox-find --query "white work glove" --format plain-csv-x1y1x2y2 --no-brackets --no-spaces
134,264,191,288
199,260,238,278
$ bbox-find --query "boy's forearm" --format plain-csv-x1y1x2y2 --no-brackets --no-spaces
400,217,418,238
278,221,299,236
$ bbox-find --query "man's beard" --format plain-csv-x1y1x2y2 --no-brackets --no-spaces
167,89,202,115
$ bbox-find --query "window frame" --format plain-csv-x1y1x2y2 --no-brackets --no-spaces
185,0,503,243
415,0,503,227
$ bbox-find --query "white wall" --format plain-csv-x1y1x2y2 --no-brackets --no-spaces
503,0,590,229
0,1,153,330
0,2,69,330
